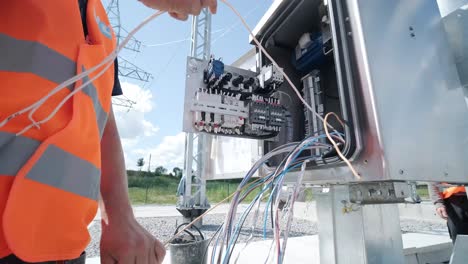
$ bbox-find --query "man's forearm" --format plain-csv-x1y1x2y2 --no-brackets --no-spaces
100,107,134,221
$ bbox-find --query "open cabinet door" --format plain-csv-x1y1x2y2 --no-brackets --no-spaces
252,0,363,179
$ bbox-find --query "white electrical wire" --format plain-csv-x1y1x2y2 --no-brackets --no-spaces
2,10,165,135
233,194,263,264
279,159,310,263
219,0,341,139
15,60,115,135
0,1,359,260
220,0,361,183
1,0,341,140
216,143,302,262
215,137,331,263
3,0,343,141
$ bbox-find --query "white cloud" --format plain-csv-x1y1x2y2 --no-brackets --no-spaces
113,82,159,140
133,132,186,171
115,82,153,113
112,82,162,170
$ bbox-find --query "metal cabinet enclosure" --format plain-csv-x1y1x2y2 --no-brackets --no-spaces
252,0,468,183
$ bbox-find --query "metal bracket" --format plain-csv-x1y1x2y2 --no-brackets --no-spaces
348,182,420,204
450,235,468,264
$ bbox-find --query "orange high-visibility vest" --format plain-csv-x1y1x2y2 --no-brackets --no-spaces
442,186,466,199
0,0,115,261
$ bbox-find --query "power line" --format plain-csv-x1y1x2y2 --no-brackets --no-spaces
144,38,190,47
212,2,263,45
142,28,226,48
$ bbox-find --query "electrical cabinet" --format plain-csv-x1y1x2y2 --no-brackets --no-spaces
183,0,468,184
251,0,468,183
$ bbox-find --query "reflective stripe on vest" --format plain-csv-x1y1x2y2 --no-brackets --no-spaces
0,132,100,201
0,33,75,87
0,0,115,260
26,145,100,200
0,33,108,137
81,68,108,137
0,132,39,177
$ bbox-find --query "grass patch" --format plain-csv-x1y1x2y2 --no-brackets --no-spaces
128,176,270,205
128,173,431,205
128,187,178,204
416,185,429,199
128,175,179,204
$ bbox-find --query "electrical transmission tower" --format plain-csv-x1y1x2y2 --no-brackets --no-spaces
177,9,212,226
106,0,152,110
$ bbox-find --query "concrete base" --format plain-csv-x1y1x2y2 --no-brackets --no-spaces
404,233,453,264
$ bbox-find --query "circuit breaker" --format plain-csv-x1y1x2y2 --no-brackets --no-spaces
183,57,286,139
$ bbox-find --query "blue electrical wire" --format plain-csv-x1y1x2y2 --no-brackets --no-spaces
223,160,270,246
262,132,342,238
222,162,305,263
263,138,318,238
211,222,224,264
222,182,274,263
213,170,271,263
215,132,343,263
217,175,273,262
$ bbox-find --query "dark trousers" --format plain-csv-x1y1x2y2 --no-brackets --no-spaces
444,194,468,243
0,252,85,264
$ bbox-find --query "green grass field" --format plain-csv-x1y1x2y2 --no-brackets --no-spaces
417,184,429,199
127,174,430,205
127,175,273,205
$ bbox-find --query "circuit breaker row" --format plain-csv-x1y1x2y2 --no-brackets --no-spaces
185,57,286,139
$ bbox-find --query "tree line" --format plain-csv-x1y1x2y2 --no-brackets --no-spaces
135,157,183,178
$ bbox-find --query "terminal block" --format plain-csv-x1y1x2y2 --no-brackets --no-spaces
183,57,285,139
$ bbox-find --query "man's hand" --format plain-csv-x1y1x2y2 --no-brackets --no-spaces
100,216,166,264
139,0,218,21
100,109,165,263
436,204,448,220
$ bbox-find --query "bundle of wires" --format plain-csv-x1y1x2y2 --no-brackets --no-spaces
205,3,362,261
208,133,341,264
0,0,361,262
164,1,359,257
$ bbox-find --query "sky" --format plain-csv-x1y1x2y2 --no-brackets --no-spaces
105,1,273,171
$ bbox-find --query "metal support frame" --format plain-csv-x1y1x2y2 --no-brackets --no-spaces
118,57,153,82
106,0,149,76
177,9,212,226
190,9,212,60
111,95,136,109
314,185,405,264
106,0,142,52
106,0,152,111
450,235,468,264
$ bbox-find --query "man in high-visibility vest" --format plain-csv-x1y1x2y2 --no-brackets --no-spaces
0,1,217,264
430,183,468,242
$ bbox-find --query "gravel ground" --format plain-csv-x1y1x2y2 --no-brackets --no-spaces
400,219,448,234
86,214,317,258
86,214,450,258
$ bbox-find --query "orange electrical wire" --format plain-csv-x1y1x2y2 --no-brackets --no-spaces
323,112,361,180
165,0,361,249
